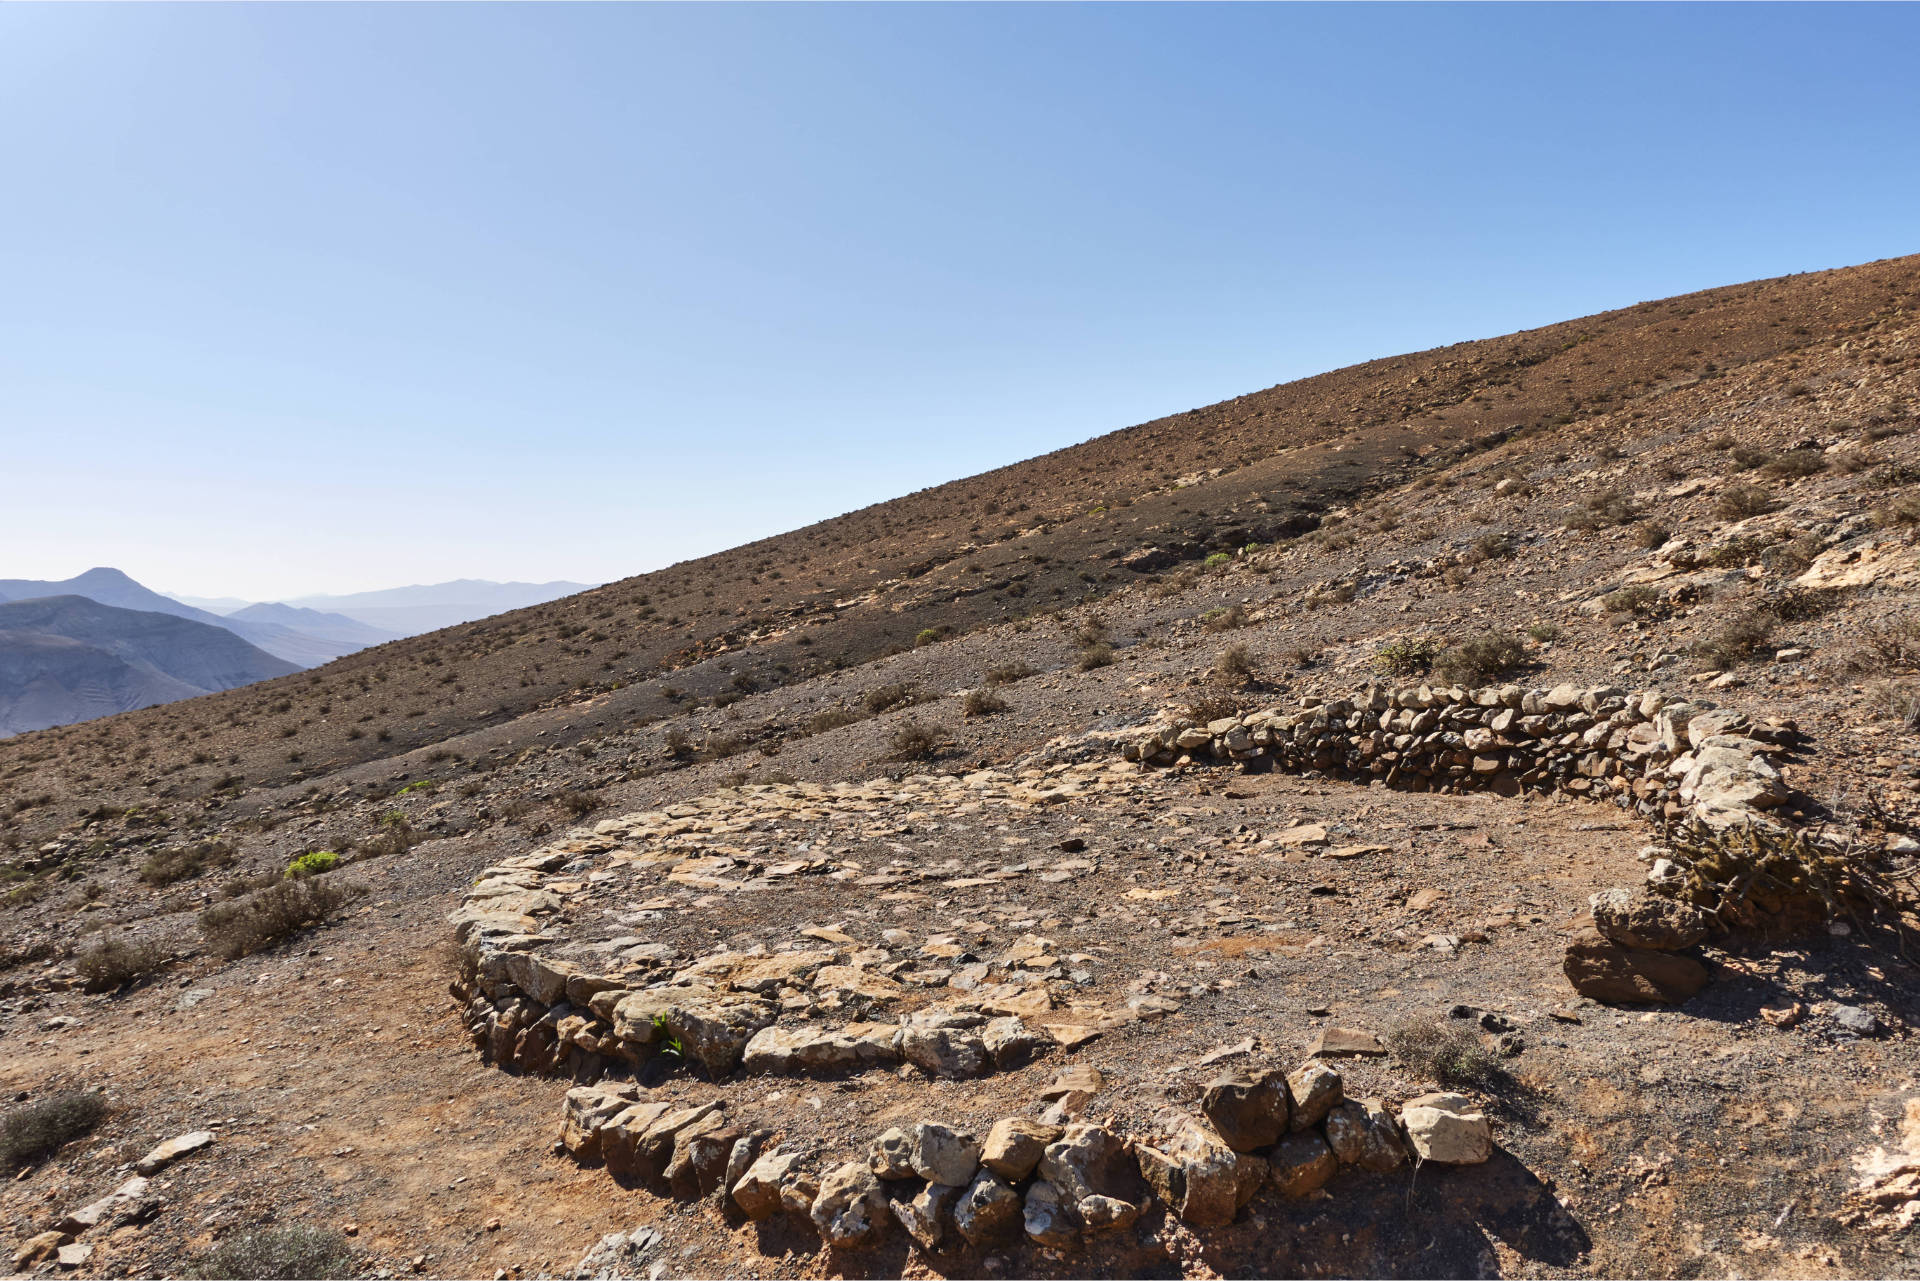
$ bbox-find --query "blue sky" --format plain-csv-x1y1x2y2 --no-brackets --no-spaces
3,4,1916,600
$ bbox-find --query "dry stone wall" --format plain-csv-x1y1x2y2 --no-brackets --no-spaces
1123,680,1801,831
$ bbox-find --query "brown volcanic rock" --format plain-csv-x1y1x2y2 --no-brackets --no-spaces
1564,928,1710,1004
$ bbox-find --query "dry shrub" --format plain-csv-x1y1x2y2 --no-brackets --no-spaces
961,688,1007,718
140,839,235,886
1768,586,1849,622
887,719,941,761
185,1224,359,1281
1601,585,1661,616
76,938,166,993
558,790,601,819
1385,1020,1508,1092
1763,449,1828,479
983,661,1036,686
1714,483,1776,520
1857,618,1920,669
1075,643,1115,671
1564,489,1637,529
802,706,862,735
863,683,927,715
1694,608,1775,668
1213,644,1255,684
199,877,355,960
1181,692,1244,724
1631,523,1672,551
1,1091,107,1169
1867,680,1920,730
1201,604,1247,632
1433,633,1527,685
1372,637,1439,677
1873,491,1920,527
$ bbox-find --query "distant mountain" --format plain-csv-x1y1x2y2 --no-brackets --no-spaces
0,569,374,667
288,579,593,635
0,596,298,736
169,593,254,615
227,602,396,648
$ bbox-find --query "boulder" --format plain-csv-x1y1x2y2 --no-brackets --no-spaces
667,999,779,1076
1134,1112,1264,1227
559,1083,641,1162
868,1127,916,1180
811,1161,888,1249
742,1024,900,1075
899,1026,993,1078
1323,1098,1406,1173
604,1101,721,1184
1268,1131,1337,1198
982,1016,1052,1068
1399,1092,1492,1165
1200,1065,1292,1151
1309,1026,1386,1057
1589,888,1709,950
981,1118,1060,1182
952,1170,1022,1245
1287,1062,1344,1131
134,1130,214,1176
664,1115,738,1197
890,1180,960,1251
54,1177,155,1235
732,1147,810,1220
1039,1125,1146,1230
1564,930,1709,1004
1023,1180,1078,1248
908,1122,981,1187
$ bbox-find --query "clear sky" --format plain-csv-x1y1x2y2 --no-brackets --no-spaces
3,4,1917,601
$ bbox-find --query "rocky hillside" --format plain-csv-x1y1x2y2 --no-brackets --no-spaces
0,597,299,737
0,254,1917,1280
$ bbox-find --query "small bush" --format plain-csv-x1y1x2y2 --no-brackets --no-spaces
284,851,339,879
199,878,354,960
1564,489,1637,529
1868,681,1920,731
1714,483,1776,520
1075,643,1115,671
76,938,166,992
1433,633,1527,685
1469,532,1514,562
1769,586,1848,622
863,683,926,715
913,626,952,648
1201,604,1247,632
983,661,1036,686
1202,552,1232,570
1872,491,1920,528
802,706,862,735
1763,449,1828,479
1182,693,1243,724
185,1224,359,1281
558,790,601,819
1213,644,1255,684
1305,584,1355,608
1857,618,1920,669
140,839,236,886
1386,1020,1508,1093
1694,608,1775,668
1729,445,1775,472
1632,523,1672,551
960,688,1007,718
1703,536,1769,567
1601,584,1661,615
1372,637,1439,677
887,720,941,760
0,1091,107,1169
1526,621,1562,643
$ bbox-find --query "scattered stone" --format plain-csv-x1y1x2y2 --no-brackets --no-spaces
55,1243,93,1270
55,1177,154,1235
900,1026,992,1079
981,1016,1051,1069
1309,1026,1386,1057
135,1130,214,1176
1399,1092,1493,1164
1038,1125,1145,1230
567,1226,662,1280
1833,1005,1883,1038
1761,1002,1806,1029
731,1148,810,1220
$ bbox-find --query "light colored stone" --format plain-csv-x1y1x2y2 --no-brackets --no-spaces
1039,1125,1145,1227
135,1129,214,1176
1287,1062,1343,1131
1134,1111,1260,1227
1323,1098,1406,1172
952,1170,1022,1244
869,1127,916,1180
1400,1092,1493,1164
1309,1026,1386,1057
890,1180,960,1251
899,1026,992,1078
742,1024,899,1075
981,1118,1059,1182
981,1016,1051,1068
908,1122,981,1187
1588,888,1709,950
732,1148,808,1220
811,1160,887,1248
1023,1179,1078,1248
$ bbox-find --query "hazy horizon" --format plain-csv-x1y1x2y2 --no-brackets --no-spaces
4,4,1918,598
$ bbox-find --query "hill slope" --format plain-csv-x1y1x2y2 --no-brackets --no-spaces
0,596,300,735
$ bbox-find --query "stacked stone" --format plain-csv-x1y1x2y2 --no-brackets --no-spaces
1123,682,1798,827
556,1058,1492,1254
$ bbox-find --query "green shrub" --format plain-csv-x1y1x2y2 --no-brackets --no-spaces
185,1225,359,1281
199,878,354,960
1694,608,1775,668
1202,552,1232,570
76,938,166,992
1201,604,1247,632
1,1091,107,1169
1433,633,1527,685
284,851,339,879
1372,637,1439,677
140,839,236,886
1526,621,1562,643
913,626,952,648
